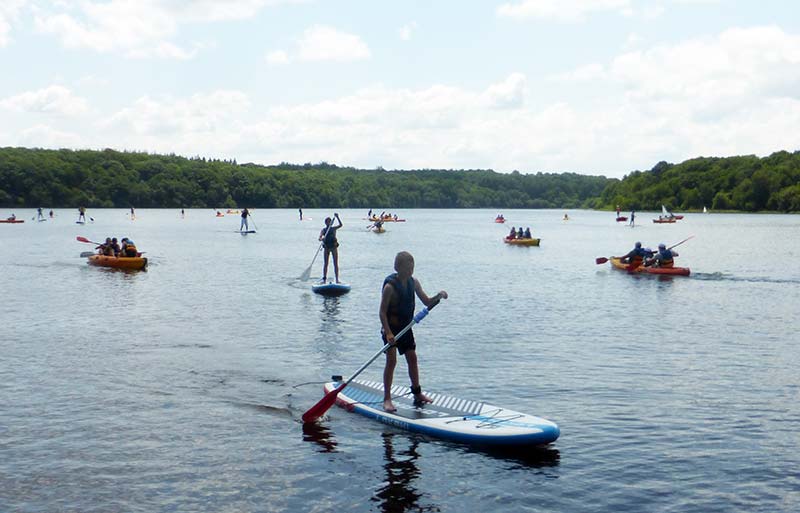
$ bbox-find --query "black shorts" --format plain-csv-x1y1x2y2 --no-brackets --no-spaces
382,327,415,355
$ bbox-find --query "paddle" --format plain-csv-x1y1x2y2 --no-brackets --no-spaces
299,213,334,281
76,236,102,245
301,299,442,423
80,251,95,257
596,235,695,266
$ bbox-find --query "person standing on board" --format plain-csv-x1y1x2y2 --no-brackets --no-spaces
318,213,343,283
299,208,303,220
629,210,635,227
380,251,448,413
616,205,621,217
130,207,135,220
240,208,250,232
49,209,54,218
37,207,44,221
78,207,86,223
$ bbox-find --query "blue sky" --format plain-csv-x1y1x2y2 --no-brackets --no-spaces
1,0,799,178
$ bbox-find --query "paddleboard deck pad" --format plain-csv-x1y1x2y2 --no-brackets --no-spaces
323,378,559,446
312,282,351,296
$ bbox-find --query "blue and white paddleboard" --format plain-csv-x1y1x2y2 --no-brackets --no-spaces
312,281,351,297
323,378,559,447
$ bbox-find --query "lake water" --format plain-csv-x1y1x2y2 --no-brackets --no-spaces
2,208,798,513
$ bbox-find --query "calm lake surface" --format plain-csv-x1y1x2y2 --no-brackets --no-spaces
2,208,799,513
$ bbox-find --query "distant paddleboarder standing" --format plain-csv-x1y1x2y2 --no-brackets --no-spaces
240,208,250,232
78,207,86,223
629,210,635,227
299,208,303,220
319,213,343,283
37,207,44,221
130,207,135,220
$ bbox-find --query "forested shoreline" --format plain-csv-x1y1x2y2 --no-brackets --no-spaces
1,147,799,212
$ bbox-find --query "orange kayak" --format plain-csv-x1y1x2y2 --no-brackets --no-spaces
610,257,689,276
87,255,148,270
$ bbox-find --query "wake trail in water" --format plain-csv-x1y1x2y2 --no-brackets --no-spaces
692,272,800,284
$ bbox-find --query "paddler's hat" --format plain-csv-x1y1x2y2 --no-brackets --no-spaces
658,243,666,249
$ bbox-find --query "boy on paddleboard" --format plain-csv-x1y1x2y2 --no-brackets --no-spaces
380,251,447,412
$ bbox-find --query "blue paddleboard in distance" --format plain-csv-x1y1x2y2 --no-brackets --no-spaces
312,281,351,297
323,378,560,447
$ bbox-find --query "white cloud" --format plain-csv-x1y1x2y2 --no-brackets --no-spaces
0,0,29,47
31,0,296,58
18,124,83,148
296,25,371,62
34,0,183,57
497,0,631,22
483,73,527,109
267,25,371,64
0,85,89,116
398,21,418,41
105,90,250,136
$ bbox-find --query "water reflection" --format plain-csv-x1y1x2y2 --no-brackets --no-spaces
302,422,338,453
372,433,439,513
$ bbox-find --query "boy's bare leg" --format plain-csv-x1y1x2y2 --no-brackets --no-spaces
383,347,398,412
405,350,432,405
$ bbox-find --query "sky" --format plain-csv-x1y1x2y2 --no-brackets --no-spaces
1,0,799,178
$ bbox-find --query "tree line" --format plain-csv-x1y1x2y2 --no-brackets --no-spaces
1,147,798,212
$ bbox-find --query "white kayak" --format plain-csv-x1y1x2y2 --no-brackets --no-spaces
322,378,560,447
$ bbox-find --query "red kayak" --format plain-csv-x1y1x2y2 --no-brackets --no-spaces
1,218,24,223
616,216,628,222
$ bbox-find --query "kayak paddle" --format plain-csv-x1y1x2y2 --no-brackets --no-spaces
302,299,442,423
77,236,103,245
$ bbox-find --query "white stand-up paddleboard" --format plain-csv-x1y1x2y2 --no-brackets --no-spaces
312,281,351,297
323,378,560,447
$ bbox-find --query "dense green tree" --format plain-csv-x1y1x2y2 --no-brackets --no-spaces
1,147,799,211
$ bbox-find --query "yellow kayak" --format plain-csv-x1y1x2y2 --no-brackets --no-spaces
504,237,540,246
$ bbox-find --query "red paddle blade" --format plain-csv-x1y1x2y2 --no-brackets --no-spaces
77,236,90,243
302,383,345,423
595,257,609,265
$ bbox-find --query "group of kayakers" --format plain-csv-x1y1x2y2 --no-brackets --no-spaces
506,226,533,240
96,237,139,257
617,241,678,268
368,209,399,221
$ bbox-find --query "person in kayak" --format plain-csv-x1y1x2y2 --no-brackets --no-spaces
617,242,650,268
120,238,138,257
524,227,532,239
110,237,121,256
380,251,448,412
646,243,678,268
240,208,250,231
517,227,524,239
507,227,517,239
319,213,343,283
